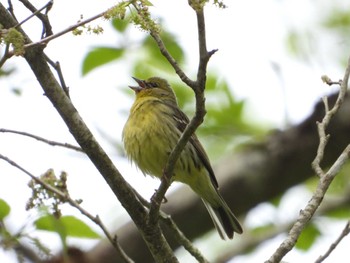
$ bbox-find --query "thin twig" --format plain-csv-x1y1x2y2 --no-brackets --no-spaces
129,4,214,259
15,1,52,30
18,0,53,37
0,43,11,68
312,74,347,177
148,2,212,225
0,128,84,153
24,10,106,49
0,154,134,263
266,145,350,263
1,2,173,261
7,0,17,21
150,31,195,87
130,2,193,87
265,55,350,263
315,221,350,263
130,183,208,262
44,55,70,97
128,180,208,262
161,214,210,263
218,192,350,262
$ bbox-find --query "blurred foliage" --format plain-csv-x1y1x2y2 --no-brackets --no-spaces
285,29,313,61
82,47,125,75
0,201,100,261
295,223,321,251
0,199,51,259
0,67,14,78
285,4,350,68
0,170,101,260
322,7,350,67
35,214,100,242
323,8,350,31
0,198,10,220
25,169,100,255
305,163,350,196
280,3,350,252
326,207,350,219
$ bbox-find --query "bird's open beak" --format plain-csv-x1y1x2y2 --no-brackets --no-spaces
129,77,145,92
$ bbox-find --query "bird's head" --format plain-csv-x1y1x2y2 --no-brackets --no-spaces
129,77,178,105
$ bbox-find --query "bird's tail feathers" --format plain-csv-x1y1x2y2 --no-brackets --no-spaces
202,198,242,240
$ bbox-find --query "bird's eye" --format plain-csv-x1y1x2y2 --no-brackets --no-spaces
147,82,158,88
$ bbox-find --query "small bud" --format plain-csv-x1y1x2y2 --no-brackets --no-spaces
321,75,332,84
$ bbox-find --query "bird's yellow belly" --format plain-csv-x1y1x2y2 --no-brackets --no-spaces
123,112,200,185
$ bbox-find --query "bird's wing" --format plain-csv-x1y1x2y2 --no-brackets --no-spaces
166,102,219,188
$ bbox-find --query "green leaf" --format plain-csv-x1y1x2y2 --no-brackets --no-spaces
61,216,100,238
143,31,185,72
35,214,67,244
326,164,350,195
35,215,100,239
0,199,10,220
251,223,275,235
326,208,350,219
295,223,321,251
112,18,129,32
323,9,350,29
143,0,153,6
270,194,282,207
82,47,124,75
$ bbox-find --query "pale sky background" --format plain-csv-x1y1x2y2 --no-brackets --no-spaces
0,0,349,262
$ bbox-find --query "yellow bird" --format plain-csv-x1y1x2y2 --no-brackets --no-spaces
122,77,242,239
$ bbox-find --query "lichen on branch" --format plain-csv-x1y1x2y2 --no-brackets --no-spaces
2,27,25,55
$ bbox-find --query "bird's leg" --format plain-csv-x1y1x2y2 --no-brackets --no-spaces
150,168,173,205
151,189,168,204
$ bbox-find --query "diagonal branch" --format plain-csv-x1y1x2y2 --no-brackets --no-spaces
18,0,53,37
312,75,348,177
265,54,350,263
89,90,350,263
0,3,177,262
160,214,210,263
0,128,83,152
149,31,195,87
315,221,350,263
0,154,134,263
148,2,214,227
24,10,106,49
16,0,53,36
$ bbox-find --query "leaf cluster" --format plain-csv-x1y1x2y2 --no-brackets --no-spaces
105,0,159,33
1,27,25,55
1,189,100,261
26,169,69,218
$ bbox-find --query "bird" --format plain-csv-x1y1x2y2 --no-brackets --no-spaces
122,76,243,239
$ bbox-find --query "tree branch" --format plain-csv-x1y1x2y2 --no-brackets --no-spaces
0,3,177,262
265,55,350,263
0,128,84,152
23,10,106,49
18,0,53,37
148,2,213,233
218,191,350,263
89,91,350,262
160,214,209,263
0,154,134,263
315,221,350,263
16,0,53,36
